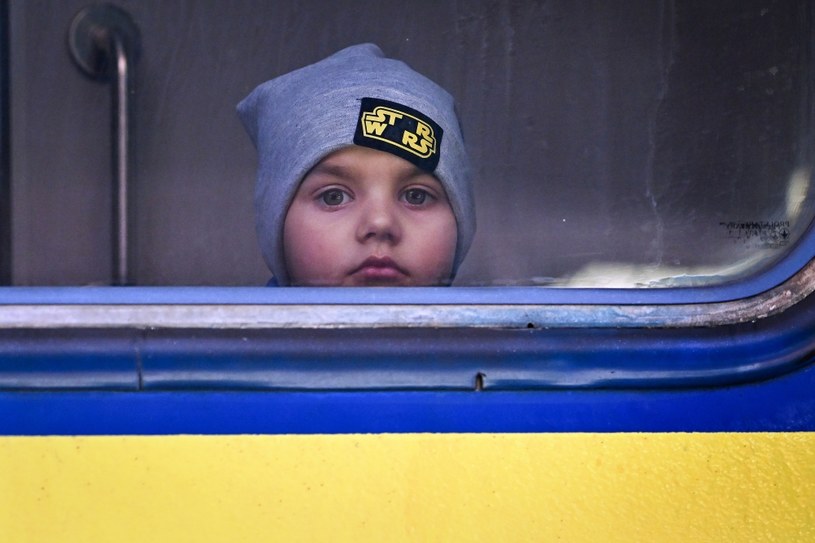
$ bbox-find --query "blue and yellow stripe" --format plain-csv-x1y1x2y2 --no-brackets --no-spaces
2,361,815,541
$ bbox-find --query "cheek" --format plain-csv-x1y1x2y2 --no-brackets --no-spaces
283,206,347,283
283,209,323,281
434,224,458,273
412,212,458,282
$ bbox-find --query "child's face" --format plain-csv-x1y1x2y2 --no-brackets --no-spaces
282,146,458,286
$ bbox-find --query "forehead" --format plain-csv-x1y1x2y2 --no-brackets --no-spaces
306,146,436,182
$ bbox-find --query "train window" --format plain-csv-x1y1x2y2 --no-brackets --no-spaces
1,2,814,391
2,1,812,288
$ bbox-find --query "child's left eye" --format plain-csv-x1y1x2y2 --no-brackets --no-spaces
403,188,431,206
319,189,349,206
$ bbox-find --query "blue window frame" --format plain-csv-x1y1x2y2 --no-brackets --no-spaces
0,220,814,392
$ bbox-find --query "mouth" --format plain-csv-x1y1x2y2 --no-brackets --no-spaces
350,256,410,284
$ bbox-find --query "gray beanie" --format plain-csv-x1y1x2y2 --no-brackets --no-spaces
237,43,475,285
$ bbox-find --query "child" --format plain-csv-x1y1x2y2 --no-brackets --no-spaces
238,43,475,286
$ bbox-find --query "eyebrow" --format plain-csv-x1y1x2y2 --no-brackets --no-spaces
311,160,429,182
309,162,355,180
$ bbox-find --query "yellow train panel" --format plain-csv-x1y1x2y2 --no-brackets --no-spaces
1,433,813,542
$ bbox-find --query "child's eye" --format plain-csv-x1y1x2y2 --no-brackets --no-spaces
403,188,432,206
319,189,350,206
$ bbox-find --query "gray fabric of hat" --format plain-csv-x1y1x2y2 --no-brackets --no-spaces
237,43,475,285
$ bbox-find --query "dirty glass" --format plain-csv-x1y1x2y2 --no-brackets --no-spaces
6,0,814,287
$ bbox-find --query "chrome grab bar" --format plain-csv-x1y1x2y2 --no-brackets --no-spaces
68,4,140,285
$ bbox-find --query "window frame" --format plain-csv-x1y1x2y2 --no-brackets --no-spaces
0,228,814,392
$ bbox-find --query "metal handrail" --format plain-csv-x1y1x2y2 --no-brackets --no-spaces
68,4,140,285
111,33,131,285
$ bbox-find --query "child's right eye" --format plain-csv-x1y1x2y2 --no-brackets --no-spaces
319,189,349,206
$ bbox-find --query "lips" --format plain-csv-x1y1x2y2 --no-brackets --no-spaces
350,256,409,283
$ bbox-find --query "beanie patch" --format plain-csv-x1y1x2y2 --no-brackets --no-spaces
353,97,443,173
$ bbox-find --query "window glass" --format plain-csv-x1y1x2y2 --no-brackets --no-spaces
7,0,814,287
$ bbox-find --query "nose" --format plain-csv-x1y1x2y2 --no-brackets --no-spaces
355,195,402,244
